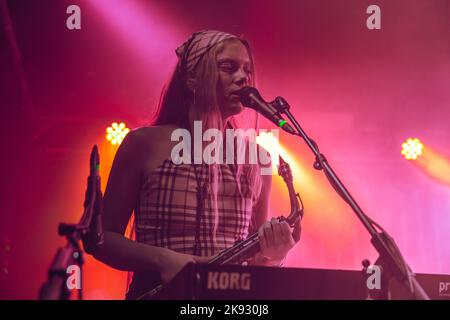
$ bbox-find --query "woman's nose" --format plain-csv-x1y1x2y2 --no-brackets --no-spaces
235,68,249,86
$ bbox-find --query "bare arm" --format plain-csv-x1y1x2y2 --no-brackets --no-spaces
92,128,205,282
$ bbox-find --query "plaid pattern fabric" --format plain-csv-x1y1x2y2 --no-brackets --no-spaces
176,30,238,73
135,159,255,257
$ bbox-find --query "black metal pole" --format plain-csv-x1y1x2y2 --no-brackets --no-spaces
273,97,429,300
39,145,103,300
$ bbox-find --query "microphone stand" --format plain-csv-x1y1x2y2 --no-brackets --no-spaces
271,96,429,300
39,145,104,300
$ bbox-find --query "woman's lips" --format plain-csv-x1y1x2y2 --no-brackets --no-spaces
229,94,240,101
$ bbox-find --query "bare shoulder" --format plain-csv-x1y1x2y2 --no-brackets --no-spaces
123,125,181,174
126,125,177,144
122,125,179,152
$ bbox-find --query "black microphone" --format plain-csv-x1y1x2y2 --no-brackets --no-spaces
235,87,296,134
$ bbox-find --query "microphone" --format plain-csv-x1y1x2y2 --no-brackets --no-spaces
235,87,296,134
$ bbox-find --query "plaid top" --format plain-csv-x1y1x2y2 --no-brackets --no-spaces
135,159,257,257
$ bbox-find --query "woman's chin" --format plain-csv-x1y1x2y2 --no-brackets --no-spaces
229,102,244,114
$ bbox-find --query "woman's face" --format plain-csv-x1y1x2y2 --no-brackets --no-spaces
216,40,252,119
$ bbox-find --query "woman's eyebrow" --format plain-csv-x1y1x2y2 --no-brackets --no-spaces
217,58,251,67
217,58,236,63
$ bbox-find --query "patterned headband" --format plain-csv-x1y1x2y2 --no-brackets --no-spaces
176,30,239,73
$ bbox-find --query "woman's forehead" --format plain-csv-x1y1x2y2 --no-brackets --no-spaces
217,41,251,64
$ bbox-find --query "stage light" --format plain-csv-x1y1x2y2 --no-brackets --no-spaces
86,0,180,77
414,144,450,185
401,138,423,160
105,122,130,146
256,131,281,162
255,131,302,176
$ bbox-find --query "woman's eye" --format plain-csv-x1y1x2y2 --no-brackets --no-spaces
219,62,236,72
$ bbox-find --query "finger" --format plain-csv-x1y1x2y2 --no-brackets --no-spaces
259,223,267,251
271,219,283,246
282,222,296,246
292,219,302,242
280,221,291,243
263,221,275,247
193,256,212,264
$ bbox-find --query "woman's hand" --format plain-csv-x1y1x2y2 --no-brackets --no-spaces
257,217,299,265
159,250,210,284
